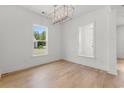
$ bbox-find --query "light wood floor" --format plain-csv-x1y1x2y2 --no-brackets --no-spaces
0,60,124,88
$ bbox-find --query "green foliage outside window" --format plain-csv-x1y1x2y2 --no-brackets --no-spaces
38,45,43,49
34,31,46,40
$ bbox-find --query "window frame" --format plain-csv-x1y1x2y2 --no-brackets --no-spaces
32,24,48,57
78,22,96,58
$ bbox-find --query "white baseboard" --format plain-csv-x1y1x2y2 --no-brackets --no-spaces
107,70,117,76
63,58,117,75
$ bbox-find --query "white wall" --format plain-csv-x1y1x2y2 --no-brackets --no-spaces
0,6,61,74
117,16,124,26
107,8,117,74
62,6,117,75
117,25,124,58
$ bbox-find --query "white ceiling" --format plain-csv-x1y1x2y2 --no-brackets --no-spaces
22,5,105,18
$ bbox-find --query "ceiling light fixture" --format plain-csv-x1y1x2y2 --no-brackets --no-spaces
48,5,74,24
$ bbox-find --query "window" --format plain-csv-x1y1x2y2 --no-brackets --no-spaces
79,23,95,58
32,24,48,56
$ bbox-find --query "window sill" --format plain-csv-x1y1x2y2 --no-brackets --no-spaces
79,55,95,59
33,53,48,57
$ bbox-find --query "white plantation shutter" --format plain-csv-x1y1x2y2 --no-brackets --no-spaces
79,23,95,58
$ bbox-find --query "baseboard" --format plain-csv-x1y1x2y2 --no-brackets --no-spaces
1,59,63,78
107,70,117,76
62,59,108,73
1,59,117,78
62,58,117,75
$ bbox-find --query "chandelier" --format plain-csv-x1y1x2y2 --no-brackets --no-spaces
48,5,74,24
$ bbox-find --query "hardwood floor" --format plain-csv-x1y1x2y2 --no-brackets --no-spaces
0,60,124,88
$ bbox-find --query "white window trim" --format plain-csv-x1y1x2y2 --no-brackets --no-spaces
78,22,96,58
32,24,48,57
